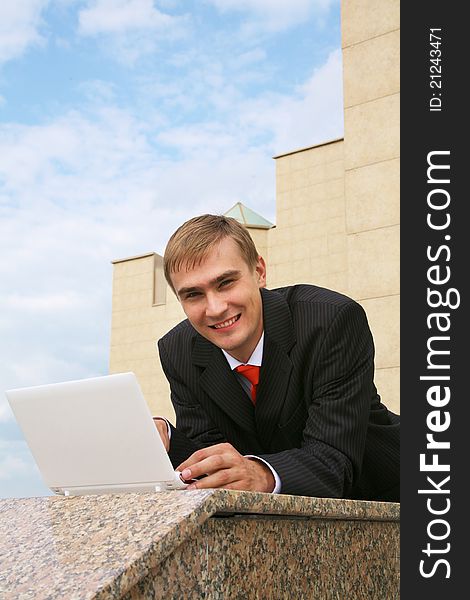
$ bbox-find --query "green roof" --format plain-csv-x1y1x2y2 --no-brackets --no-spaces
224,202,274,229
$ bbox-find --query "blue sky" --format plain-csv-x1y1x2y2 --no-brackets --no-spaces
0,0,343,498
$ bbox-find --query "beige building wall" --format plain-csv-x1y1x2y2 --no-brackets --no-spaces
341,0,400,413
270,140,347,295
109,0,400,418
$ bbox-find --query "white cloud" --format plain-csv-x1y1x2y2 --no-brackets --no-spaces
77,0,189,64
1,291,85,313
235,48,344,154
0,452,29,480
206,0,335,32
0,440,49,498
77,80,118,103
276,47,344,150
228,48,266,69
78,0,179,35
0,400,13,424
0,0,50,66
155,47,343,157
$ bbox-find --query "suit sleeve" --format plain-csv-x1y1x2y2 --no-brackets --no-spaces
258,301,374,498
158,340,227,467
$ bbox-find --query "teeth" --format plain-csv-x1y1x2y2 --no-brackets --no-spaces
214,316,238,329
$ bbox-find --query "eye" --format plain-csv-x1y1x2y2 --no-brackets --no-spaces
219,279,233,288
184,291,200,300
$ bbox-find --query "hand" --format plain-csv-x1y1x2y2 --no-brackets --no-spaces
177,443,275,493
153,417,170,452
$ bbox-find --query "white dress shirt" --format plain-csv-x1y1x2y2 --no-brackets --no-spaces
222,333,282,494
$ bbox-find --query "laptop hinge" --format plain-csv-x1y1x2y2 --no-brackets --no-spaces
54,482,180,496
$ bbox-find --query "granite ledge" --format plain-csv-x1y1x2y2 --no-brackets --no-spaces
205,489,400,521
0,491,399,600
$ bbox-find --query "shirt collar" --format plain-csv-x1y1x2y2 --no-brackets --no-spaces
222,332,264,370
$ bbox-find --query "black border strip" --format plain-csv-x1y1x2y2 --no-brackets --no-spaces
401,3,466,596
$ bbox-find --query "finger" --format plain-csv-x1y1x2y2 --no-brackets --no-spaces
180,453,239,481
187,467,244,490
185,458,272,492
177,443,237,472
188,474,257,492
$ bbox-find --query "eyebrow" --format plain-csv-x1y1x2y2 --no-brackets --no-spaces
177,270,241,297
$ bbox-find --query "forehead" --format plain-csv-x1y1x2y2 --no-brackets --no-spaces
171,238,249,290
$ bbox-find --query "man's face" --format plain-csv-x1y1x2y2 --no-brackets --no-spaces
170,237,266,363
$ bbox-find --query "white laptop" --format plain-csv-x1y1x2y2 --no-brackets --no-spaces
5,372,188,495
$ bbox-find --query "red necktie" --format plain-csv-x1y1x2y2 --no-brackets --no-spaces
235,364,260,404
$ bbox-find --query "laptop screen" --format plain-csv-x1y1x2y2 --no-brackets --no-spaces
6,372,182,494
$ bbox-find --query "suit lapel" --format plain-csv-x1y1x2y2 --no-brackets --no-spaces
192,335,257,436
255,288,296,448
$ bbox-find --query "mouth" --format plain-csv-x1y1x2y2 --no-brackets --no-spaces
209,314,241,330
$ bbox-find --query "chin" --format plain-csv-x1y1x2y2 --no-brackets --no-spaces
217,339,241,354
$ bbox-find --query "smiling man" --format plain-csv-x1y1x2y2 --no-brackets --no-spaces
155,214,400,500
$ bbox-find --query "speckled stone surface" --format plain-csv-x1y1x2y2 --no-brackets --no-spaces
0,491,399,599
134,517,399,599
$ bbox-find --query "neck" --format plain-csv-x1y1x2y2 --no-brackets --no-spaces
226,331,263,364
227,350,251,363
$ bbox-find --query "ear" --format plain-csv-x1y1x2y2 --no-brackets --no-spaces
255,255,267,288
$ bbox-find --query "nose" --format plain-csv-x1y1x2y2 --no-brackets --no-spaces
205,292,228,319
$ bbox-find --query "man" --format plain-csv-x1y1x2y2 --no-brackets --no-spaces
154,214,400,500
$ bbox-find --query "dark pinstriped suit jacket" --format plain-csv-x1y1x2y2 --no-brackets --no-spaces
158,285,400,501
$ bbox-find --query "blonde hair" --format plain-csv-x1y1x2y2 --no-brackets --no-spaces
164,214,259,292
